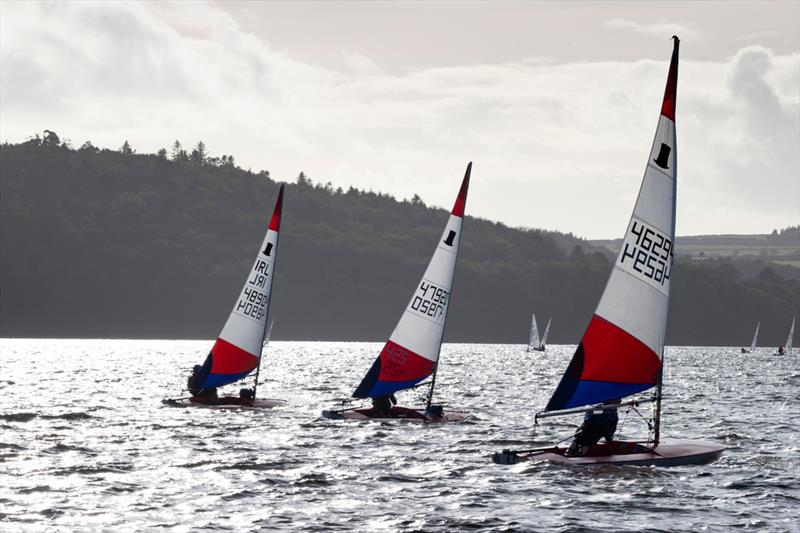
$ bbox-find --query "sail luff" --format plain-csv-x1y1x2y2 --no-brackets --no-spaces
546,37,679,413
787,317,795,352
253,184,284,398
353,163,471,399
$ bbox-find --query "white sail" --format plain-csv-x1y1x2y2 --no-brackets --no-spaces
545,37,679,411
786,317,795,353
541,317,552,347
528,313,540,351
199,185,284,388
353,164,471,398
749,322,760,352
263,318,275,348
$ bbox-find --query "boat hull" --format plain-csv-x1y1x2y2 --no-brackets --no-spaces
321,405,467,423
162,397,286,409
492,439,725,467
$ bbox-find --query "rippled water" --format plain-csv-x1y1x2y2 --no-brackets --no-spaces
1,339,798,531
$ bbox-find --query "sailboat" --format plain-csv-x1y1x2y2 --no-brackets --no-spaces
493,37,725,466
527,314,551,352
322,163,472,422
740,322,759,353
163,184,287,408
774,317,795,356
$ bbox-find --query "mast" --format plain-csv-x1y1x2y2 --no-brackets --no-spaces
427,163,472,410
653,35,680,446
253,184,284,400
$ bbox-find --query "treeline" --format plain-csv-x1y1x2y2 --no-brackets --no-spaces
1,134,797,346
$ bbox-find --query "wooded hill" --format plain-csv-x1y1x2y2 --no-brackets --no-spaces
1,134,798,346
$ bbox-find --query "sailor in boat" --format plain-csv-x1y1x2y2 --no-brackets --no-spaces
187,361,218,403
778,345,785,355
566,400,620,457
369,394,397,418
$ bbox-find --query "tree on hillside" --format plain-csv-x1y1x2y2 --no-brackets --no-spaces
80,141,99,153
190,141,207,165
171,140,188,163
42,130,60,147
120,140,134,155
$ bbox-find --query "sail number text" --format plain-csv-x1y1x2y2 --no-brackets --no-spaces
410,281,449,320
235,258,271,320
620,220,672,285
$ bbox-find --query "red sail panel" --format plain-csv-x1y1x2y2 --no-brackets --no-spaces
660,36,680,120
210,337,259,375
581,315,661,385
269,185,284,231
450,162,472,217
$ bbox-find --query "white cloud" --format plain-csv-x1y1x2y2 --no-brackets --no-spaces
603,18,703,41
0,2,797,238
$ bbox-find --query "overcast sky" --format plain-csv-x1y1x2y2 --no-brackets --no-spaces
1,1,798,238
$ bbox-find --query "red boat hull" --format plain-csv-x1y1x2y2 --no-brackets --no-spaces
493,439,725,467
322,405,467,423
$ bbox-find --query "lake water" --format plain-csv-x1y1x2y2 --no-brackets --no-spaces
1,339,798,532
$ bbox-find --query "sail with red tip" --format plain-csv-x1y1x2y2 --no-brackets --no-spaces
353,163,471,398
546,38,680,411
199,184,284,388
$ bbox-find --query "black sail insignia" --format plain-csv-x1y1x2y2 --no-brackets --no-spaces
653,143,671,169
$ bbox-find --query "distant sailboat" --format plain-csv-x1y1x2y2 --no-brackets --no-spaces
775,317,795,356
741,322,759,354
164,185,287,408
493,37,725,466
527,314,551,352
322,164,472,422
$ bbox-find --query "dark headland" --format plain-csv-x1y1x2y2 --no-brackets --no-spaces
1,133,798,345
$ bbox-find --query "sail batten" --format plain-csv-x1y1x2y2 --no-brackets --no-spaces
199,185,285,389
353,164,471,399
545,38,679,412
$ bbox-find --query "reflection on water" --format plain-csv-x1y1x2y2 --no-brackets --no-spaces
1,339,798,531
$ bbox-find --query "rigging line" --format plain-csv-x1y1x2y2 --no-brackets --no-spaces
616,406,633,440
630,405,655,432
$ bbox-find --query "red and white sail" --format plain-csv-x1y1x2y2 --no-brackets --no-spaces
546,38,680,411
199,184,284,388
353,163,472,398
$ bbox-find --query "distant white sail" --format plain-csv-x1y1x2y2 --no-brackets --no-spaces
263,318,275,348
786,317,795,353
749,322,759,352
528,313,540,351
541,317,552,347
